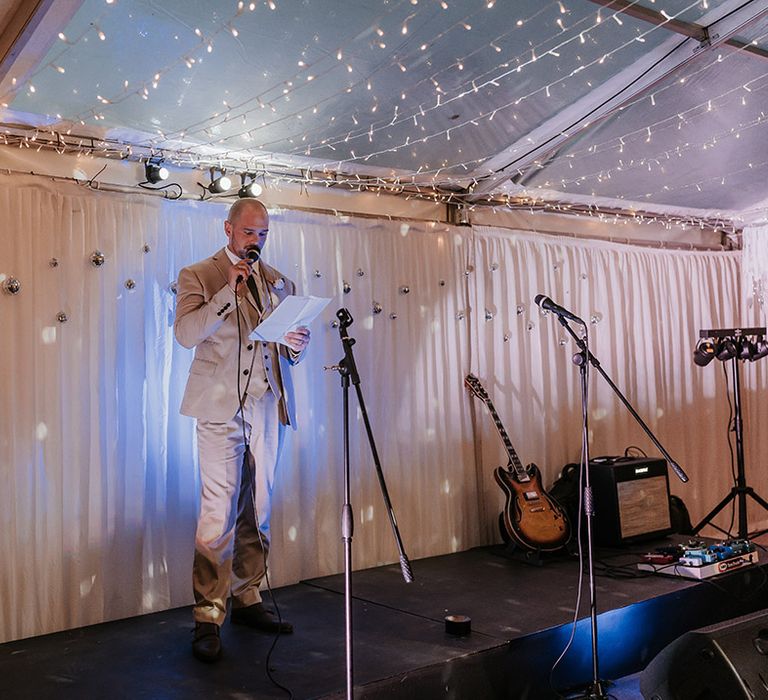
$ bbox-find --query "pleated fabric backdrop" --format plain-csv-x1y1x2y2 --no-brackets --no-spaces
0,176,764,643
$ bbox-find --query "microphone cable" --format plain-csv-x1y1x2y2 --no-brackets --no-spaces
548,327,592,698
233,273,294,700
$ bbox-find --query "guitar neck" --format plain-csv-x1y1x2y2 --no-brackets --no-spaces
480,396,528,480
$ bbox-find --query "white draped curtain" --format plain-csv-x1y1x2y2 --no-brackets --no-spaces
1,177,763,643
468,227,767,544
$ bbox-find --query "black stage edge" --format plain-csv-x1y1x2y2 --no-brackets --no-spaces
2,539,767,699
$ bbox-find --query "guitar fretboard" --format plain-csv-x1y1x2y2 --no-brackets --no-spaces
465,375,529,483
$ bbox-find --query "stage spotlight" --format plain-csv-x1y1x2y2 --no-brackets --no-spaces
738,338,756,361
238,173,263,198
144,161,169,184
716,338,738,362
206,167,232,194
693,338,716,366
752,337,768,361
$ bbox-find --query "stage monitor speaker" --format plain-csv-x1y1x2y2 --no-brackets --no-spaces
640,609,768,699
589,456,672,546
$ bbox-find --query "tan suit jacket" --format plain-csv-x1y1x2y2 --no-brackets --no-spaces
174,247,304,426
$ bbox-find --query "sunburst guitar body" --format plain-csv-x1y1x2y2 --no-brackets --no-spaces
465,373,571,552
493,462,570,551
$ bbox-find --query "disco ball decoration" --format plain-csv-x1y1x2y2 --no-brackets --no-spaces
2,276,21,295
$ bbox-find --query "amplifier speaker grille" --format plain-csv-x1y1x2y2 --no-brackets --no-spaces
589,457,672,546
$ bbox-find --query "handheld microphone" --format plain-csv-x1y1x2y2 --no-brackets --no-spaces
534,294,585,325
236,246,262,284
244,246,261,263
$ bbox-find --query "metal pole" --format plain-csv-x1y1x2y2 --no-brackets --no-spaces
341,371,354,700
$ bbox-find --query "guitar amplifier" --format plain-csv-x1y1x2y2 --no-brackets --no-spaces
589,456,672,546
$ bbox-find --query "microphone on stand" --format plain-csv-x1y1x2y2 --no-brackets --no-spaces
534,294,585,325
236,245,262,284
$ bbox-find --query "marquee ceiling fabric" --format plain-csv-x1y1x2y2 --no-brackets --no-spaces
1,0,768,219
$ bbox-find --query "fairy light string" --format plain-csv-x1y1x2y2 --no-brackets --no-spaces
0,0,756,234
188,0,663,157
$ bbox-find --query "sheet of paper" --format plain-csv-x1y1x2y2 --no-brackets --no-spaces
249,295,332,343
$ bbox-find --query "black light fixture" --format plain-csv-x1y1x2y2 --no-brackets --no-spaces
693,338,716,366
752,336,768,361
694,328,768,366
238,172,263,198
144,160,169,184
206,167,232,194
715,338,738,362
738,337,756,361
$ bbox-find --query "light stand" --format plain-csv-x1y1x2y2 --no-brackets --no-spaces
691,327,768,539
327,308,414,700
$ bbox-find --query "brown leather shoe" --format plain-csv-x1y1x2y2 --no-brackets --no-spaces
231,603,293,634
192,621,221,662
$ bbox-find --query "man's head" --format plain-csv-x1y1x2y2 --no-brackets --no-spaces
224,199,269,259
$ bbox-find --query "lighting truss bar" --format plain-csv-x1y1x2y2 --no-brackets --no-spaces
699,327,766,338
0,122,739,236
493,196,735,236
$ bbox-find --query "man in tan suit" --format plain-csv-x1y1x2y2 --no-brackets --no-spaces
174,198,310,662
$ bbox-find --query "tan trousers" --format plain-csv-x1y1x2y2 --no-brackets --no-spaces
192,391,282,625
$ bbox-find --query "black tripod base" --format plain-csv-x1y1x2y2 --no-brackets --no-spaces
563,679,611,699
692,485,768,539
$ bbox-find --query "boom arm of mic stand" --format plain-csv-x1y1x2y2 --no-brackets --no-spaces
557,317,689,484
335,309,414,583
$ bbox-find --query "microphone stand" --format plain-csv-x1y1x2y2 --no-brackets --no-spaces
553,312,688,700
558,316,606,700
559,319,689,485
327,308,414,700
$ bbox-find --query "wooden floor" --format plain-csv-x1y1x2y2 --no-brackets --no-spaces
1,539,767,699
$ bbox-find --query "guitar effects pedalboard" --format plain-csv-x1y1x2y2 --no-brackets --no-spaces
637,538,759,579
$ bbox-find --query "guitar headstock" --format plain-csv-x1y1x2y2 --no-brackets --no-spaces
464,373,490,403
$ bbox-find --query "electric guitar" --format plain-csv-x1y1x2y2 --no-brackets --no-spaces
465,373,571,551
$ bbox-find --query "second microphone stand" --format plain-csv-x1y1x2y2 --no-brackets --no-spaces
328,308,413,700
553,311,688,700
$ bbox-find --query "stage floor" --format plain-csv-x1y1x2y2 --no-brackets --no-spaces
1,540,766,699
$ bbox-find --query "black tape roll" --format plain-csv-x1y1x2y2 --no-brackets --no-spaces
444,614,471,636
